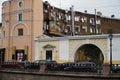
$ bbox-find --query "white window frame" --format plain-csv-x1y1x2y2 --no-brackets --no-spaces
96,19,101,24
82,26,87,32
90,18,95,25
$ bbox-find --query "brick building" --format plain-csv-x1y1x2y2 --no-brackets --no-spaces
0,0,43,62
43,1,120,36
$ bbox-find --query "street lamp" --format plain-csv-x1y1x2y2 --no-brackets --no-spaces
108,29,113,73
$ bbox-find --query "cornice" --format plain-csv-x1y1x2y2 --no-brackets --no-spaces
35,34,120,42
2,9,32,15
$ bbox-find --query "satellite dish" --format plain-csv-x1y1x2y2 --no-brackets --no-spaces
84,10,87,13
111,15,115,18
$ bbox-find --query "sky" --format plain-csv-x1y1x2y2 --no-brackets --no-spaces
0,0,120,22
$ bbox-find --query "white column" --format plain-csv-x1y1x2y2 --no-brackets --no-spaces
34,40,40,60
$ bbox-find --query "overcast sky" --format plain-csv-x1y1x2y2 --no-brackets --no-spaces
0,0,120,22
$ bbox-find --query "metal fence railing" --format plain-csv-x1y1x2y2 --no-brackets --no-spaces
0,61,120,73
112,64,120,73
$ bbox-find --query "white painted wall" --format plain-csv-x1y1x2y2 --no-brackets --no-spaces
59,40,69,60
35,34,120,63
34,41,40,60
112,37,120,60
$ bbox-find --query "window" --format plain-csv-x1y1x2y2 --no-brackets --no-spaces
68,15,71,20
96,19,101,24
18,28,23,36
75,26,80,34
90,18,95,25
65,14,68,21
82,26,87,33
19,2,23,7
97,27,101,34
51,11,55,17
18,13,22,21
67,25,71,32
75,16,80,22
81,17,87,22
58,13,60,19
3,31,5,37
50,21,55,28
90,26,95,33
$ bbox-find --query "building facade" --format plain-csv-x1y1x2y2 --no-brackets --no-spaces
35,34,120,64
0,0,43,61
43,1,120,36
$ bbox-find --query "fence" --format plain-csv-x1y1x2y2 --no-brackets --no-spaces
0,61,120,73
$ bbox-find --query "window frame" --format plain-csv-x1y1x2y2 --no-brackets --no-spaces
18,28,23,36
18,13,22,21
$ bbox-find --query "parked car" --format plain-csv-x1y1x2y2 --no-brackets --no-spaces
20,60,31,69
25,60,57,70
25,60,46,69
53,62,97,72
46,60,57,70
73,62,97,72
53,62,75,71
62,62,76,71
52,63,62,71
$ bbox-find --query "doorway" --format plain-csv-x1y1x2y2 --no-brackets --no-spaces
46,50,52,61
16,50,24,61
0,48,5,62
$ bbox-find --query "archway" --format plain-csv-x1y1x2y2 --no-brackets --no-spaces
75,44,104,65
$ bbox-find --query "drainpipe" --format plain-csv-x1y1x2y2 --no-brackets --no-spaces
70,6,75,36
94,9,97,34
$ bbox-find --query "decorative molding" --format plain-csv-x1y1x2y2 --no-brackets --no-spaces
43,44,55,49
11,22,30,36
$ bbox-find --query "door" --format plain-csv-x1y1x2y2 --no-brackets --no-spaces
16,50,24,61
46,50,52,61
0,48,5,62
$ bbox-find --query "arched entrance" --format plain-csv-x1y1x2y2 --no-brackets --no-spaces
75,44,104,65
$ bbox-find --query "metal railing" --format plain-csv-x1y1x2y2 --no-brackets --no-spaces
0,61,120,73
